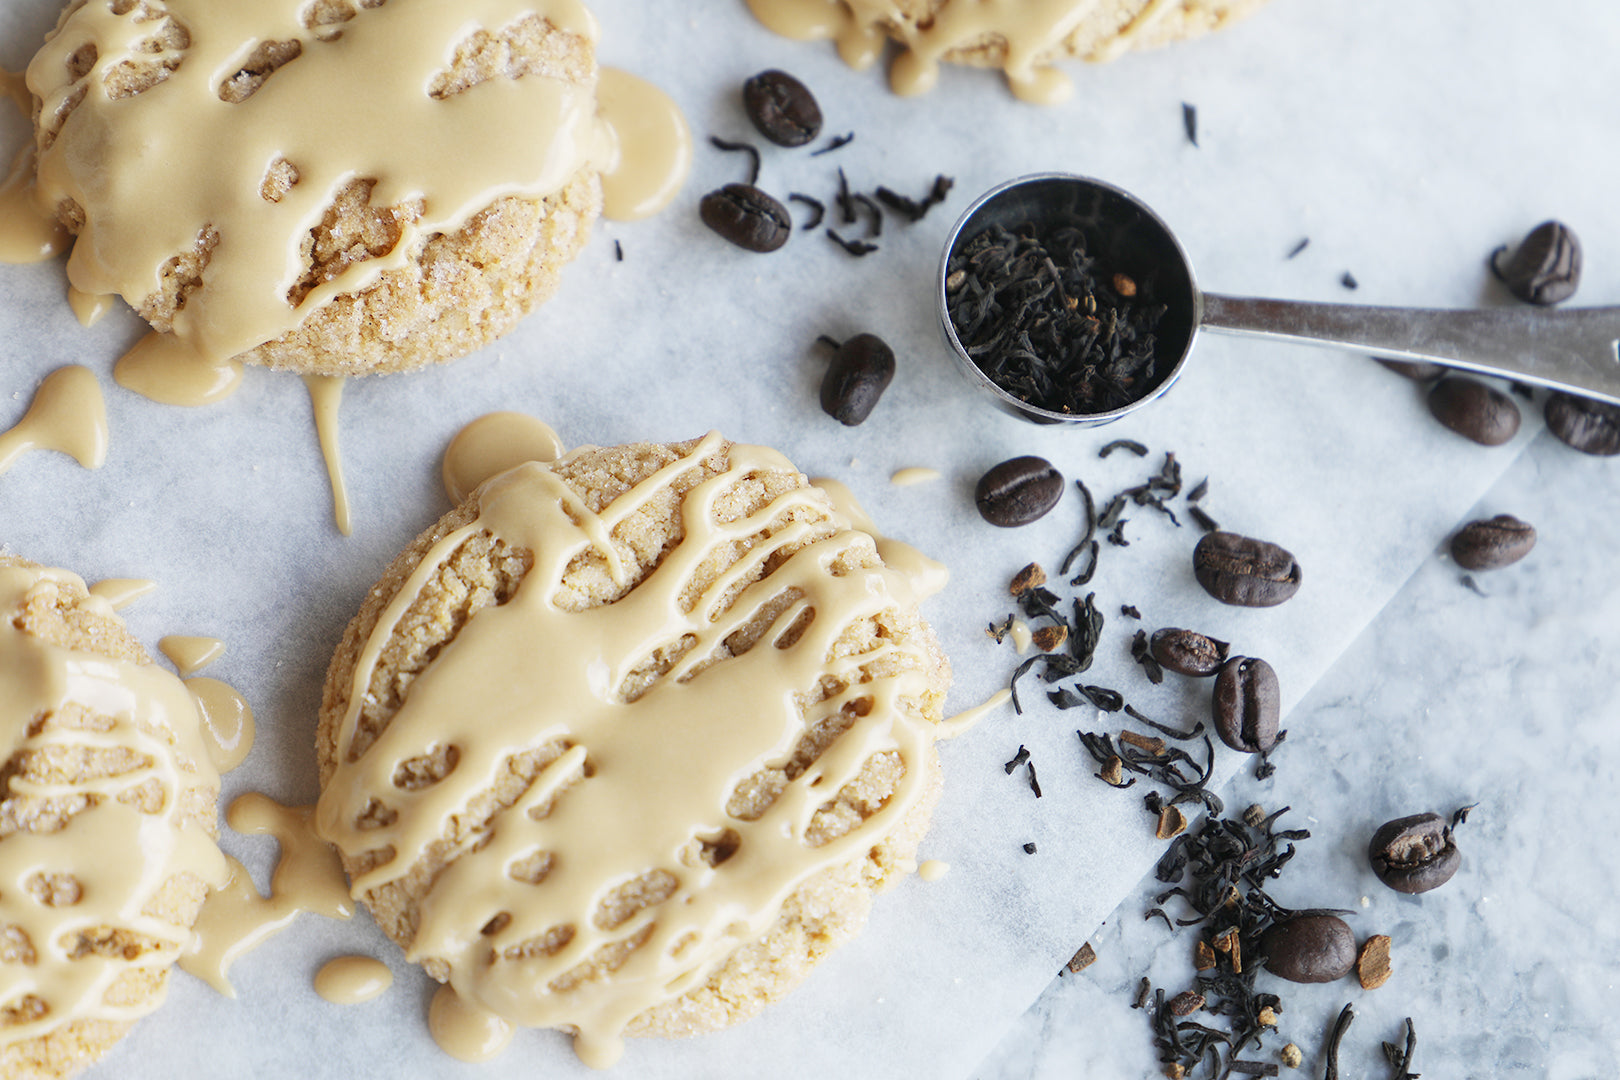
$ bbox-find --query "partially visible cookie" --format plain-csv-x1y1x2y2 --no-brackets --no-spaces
747,0,1271,102
27,0,606,376
0,557,226,1079
315,434,951,1066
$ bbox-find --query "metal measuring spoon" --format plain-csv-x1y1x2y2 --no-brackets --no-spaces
938,173,1620,426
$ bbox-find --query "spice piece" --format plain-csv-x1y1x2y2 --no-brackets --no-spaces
1357,934,1393,990
1156,805,1188,840
1168,990,1205,1017
1008,562,1046,595
1194,940,1216,971
1113,273,1138,298
1099,756,1126,786
1066,942,1097,973
1257,1006,1278,1027
1031,624,1067,652
1164,1064,1187,1080
1120,730,1168,756
1279,1043,1303,1069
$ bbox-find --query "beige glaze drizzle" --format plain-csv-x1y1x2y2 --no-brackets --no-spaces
747,0,1182,102
938,688,1011,741
0,366,108,476
0,144,68,264
27,0,610,380
0,562,229,1050
813,476,949,600
314,955,394,1005
596,68,692,222
67,287,114,329
317,432,947,1067
305,375,352,537
890,466,941,487
430,984,515,1064
89,578,157,609
918,859,950,882
161,635,226,676
113,332,243,408
187,677,256,774
182,795,353,997
442,413,564,505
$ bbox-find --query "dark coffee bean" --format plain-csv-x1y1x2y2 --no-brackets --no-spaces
1262,915,1357,983
1427,378,1521,446
975,456,1063,527
743,69,823,148
700,184,791,252
820,333,895,425
1491,220,1582,306
1450,514,1536,570
1368,812,1461,894
1545,392,1620,456
1376,358,1447,381
1193,532,1301,608
1212,657,1280,753
1149,628,1229,677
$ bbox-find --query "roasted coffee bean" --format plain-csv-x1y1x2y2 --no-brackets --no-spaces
820,333,895,425
1492,220,1582,306
700,184,792,252
1450,514,1536,570
975,456,1064,527
742,70,823,147
1193,532,1302,607
1212,657,1280,753
1149,628,1229,677
1261,915,1357,983
1427,378,1521,446
1376,358,1447,381
1368,812,1461,894
1545,392,1620,456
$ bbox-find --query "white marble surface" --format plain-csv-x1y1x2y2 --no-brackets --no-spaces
971,427,1620,1078
1,0,1619,1077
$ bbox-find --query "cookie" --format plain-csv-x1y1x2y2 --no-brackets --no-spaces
0,558,226,1079
747,0,1270,102
314,433,952,1066
26,0,607,376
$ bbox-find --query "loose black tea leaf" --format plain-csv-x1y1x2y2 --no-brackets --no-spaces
1121,605,1141,619
944,209,1172,416
1189,505,1221,533
1079,685,1125,712
708,135,762,185
1382,1017,1419,1080
1100,438,1150,458
613,239,623,262
789,193,826,229
875,175,954,222
810,131,855,155
1023,842,1038,854
1285,237,1309,259
1460,574,1489,597
825,229,878,256
1004,745,1030,774
1187,477,1209,503
1323,1004,1356,1080
1182,102,1199,147
852,193,884,237
1341,271,1359,290
1026,761,1043,798
1009,655,1040,714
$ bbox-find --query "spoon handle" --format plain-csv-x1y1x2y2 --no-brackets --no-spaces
1200,293,1620,406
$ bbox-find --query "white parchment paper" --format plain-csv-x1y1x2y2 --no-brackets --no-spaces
2,1,1618,1076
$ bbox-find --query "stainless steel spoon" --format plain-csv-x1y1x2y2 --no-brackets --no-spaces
938,173,1620,426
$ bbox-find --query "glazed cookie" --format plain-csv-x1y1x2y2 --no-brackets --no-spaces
747,0,1271,103
0,558,227,1079
314,433,952,1066
25,0,607,376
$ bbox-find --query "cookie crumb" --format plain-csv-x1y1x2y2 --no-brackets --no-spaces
1357,934,1392,989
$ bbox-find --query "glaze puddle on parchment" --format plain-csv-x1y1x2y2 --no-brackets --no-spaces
0,366,107,476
